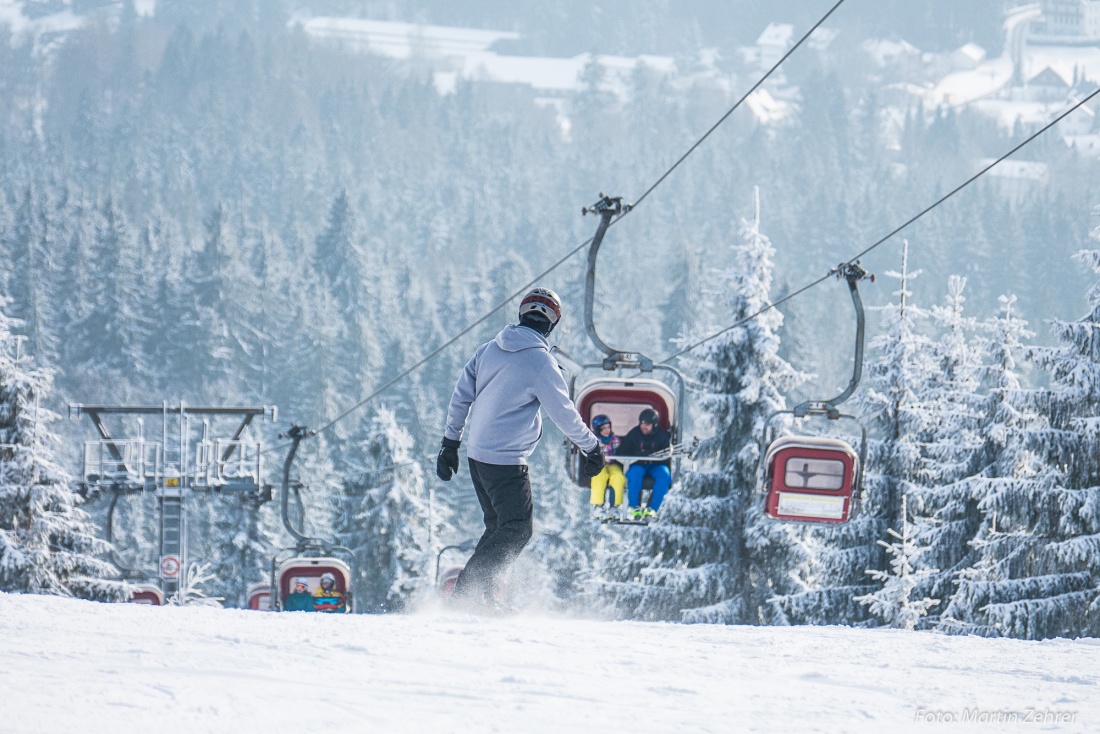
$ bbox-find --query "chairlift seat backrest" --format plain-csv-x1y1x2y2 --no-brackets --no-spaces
247,582,272,611
576,378,676,432
130,584,165,606
439,567,463,597
573,378,678,488
764,435,859,524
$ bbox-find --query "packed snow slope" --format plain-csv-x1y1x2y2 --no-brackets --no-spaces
2,593,1096,733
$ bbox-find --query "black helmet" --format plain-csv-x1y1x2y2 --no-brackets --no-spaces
639,408,659,426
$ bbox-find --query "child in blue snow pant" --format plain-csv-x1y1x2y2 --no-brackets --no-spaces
626,463,672,511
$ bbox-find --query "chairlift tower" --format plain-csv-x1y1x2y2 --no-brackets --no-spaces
69,403,277,597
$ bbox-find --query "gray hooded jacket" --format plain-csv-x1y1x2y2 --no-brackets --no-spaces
444,324,598,465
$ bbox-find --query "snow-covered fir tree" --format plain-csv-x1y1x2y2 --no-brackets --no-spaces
597,188,808,624
937,293,1047,636
0,302,125,600
855,496,939,630
966,246,1100,639
334,407,434,612
904,275,986,624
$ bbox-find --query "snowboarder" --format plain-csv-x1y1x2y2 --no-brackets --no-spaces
437,287,605,612
619,408,672,521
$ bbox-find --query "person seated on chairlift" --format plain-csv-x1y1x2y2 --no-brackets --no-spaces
588,414,625,512
312,572,345,613
618,408,672,521
285,578,315,612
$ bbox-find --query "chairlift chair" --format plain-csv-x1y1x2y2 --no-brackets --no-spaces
274,556,352,613
554,195,691,526
268,425,355,612
760,262,873,525
435,539,477,598
247,582,272,611
129,583,165,606
762,435,861,523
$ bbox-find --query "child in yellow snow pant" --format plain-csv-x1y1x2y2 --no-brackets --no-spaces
590,463,626,506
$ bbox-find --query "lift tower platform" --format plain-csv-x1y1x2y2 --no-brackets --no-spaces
70,403,277,597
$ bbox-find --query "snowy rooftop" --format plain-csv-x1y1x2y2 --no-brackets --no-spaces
1064,133,1100,158
745,87,797,125
1030,66,1072,88
757,22,794,48
954,42,987,65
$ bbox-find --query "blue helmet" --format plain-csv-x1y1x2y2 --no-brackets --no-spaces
591,414,612,431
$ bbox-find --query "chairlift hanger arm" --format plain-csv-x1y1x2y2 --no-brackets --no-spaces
280,425,317,547
793,262,874,416
583,194,655,371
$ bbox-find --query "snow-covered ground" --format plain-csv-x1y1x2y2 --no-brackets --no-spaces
2,593,1096,733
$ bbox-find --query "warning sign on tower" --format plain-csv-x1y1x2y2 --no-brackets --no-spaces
159,555,181,579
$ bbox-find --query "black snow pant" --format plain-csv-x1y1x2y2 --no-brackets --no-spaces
452,459,534,603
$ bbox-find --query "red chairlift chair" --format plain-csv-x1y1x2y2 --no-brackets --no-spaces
763,435,859,523
275,557,352,613
760,262,873,525
435,539,477,599
571,378,678,488
553,195,690,527
269,426,355,612
129,583,165,606
247,582,272,611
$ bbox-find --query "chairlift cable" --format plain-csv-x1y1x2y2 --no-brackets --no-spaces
270,2,846,449
659,87,1100,365
260,236,594,455
628,0,847,213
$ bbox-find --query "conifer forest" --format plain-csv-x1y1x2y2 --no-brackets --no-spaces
1,0,1099,639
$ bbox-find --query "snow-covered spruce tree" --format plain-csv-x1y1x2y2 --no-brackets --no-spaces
855,496,939,630
904,275,986,623
936,293,1050,636
773,243,932,626
64,198,149,383
199,490,272,608
968,247,1100,639
597,188,809,624
335,407,433,613
0,303,125,600
313,190,374,402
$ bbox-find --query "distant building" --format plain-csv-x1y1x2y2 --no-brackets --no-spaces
950,43,987,71
1035,0,1100,40
861,38,922,77
1028,66,1072,101
756,23,794,70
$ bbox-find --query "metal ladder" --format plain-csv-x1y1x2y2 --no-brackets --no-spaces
159,493,184,596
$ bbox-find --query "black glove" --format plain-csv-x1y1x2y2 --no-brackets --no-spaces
582,442,605,479
437,437,461,481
